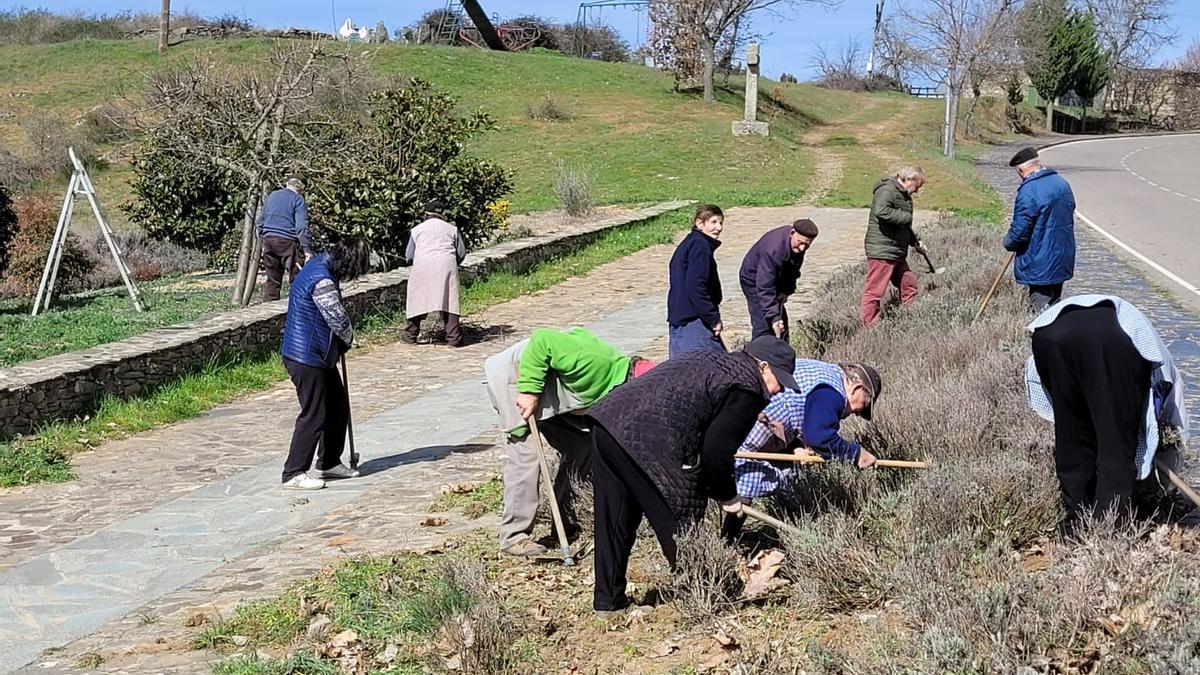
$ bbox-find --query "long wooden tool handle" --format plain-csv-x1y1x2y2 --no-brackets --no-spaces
972,252,1015,324
741,504,803,537
919,250,937,274
529,415,575,565
341,353,358,469
1156,457,1200,510
735,451,929,469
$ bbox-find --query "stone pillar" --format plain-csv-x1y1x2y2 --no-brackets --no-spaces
732,42,769,136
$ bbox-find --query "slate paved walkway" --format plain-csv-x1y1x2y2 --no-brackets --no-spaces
0,206,909,674
976,142,1200,458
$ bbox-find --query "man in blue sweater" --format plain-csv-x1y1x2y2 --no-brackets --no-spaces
1003,147,1076,311
259,177,313,302
725,359,881,539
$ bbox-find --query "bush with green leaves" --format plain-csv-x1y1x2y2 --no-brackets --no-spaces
124,144,248,256
305,79,511,268
126,78,509,270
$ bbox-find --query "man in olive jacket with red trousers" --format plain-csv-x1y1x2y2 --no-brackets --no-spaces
861,167,926,327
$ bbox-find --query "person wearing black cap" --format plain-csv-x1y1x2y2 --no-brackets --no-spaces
586,335,799,615
1003,147,1076,311
739,219,819,341
402,200,468,347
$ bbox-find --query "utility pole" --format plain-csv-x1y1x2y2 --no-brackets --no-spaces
158,0,170,54
866,0,883,76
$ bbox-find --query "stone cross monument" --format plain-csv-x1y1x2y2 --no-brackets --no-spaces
732,42,769,136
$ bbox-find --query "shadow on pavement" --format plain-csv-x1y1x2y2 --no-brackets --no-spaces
358,442,494,476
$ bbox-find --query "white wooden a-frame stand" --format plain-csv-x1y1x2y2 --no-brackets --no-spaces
32,147,144,316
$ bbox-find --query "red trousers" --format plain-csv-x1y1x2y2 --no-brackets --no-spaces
860,258,917,327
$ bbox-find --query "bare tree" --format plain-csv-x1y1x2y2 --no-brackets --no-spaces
650,0,840,102
873,20,926,83
888,0,1021,157
1082,0,1176,71
158,0,169,54
125,42,371,305
810,38,866,88
1175,36,1200,72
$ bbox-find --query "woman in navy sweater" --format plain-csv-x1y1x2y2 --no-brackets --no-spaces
667,204,726,357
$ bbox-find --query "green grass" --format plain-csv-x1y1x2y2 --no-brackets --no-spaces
212,653,343,675
0,208,691,487
0,282,232,367
0,39,969,216
200,535,494,673
428,476,504,519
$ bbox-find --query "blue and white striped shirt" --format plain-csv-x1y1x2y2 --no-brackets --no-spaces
1025,294,1190,480
734,360,848,498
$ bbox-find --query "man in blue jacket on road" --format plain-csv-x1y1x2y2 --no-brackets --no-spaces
1003,147,1076,311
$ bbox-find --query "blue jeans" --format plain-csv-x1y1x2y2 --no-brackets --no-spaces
668,318,725,358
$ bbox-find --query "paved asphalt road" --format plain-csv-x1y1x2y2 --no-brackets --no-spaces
1041,133,1200,313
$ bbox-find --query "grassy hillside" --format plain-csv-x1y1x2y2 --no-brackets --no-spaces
0,39,1000,219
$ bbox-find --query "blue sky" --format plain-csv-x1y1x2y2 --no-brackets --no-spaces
14,0,1200,79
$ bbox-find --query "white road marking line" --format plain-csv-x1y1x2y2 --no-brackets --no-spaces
1075,210,1200,298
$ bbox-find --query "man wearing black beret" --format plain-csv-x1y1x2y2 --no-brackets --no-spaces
1003,146,1077,311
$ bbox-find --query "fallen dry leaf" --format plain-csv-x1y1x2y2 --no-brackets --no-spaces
648,640,679,658
441,482,479,495
421,516,448,527
376,643,399,664
742,549,788,599
699,651,731,672
306,615,333,641
1098,613,1127,637
330,629,359,647
713,627,739,649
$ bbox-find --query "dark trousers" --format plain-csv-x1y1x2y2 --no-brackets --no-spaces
1031,304,1151,530
592,423,678,611
745,296,789,342
1028,283,1064,312
262,235,304,302
404,311,463,346
282,357,348,482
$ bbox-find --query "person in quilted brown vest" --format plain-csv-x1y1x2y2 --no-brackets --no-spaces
586,336,800,615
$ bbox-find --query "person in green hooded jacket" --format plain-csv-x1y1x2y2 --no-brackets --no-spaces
483,327,655,558
860,166,927,327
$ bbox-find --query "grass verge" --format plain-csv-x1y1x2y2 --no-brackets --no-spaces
428,476,504,519
0,282,233,368
0,209,690,487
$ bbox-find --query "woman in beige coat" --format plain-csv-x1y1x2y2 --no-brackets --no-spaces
401,200,467,347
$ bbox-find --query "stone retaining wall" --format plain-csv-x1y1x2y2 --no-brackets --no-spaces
0,201,689,437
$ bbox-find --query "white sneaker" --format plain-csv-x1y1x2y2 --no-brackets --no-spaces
283,473,326,490
318,464,360,480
